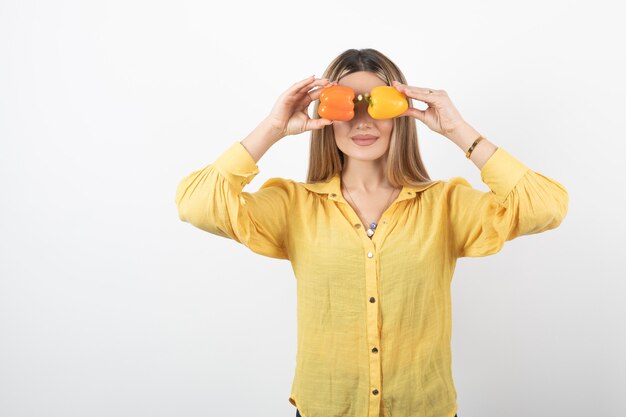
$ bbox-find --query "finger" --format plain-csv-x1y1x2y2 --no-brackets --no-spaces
392,81,437,102
305,117,334,131
283,76,319,98
298,86,326,113
294,78,332,97
400,107,426,123
305,83,332,101
295,81,334,112
403,89,437,104
294,81,325,107
392,80,436,94
293,75,316,89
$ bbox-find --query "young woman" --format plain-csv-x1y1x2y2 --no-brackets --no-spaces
176,49,568,417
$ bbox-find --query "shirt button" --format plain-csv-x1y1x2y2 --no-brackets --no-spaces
355,223,361,228
369,297,376,303
372,347,378,353
331,193,337,197
367,251,373,258
372,389,379,395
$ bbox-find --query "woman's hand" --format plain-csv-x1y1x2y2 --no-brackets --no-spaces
265,75,335,138
391,80,468,138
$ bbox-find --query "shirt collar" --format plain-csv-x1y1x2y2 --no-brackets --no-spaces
300,173,441,203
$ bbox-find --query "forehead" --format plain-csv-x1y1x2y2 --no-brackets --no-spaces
337,71,387,96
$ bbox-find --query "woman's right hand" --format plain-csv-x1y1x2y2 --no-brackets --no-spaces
265,75,336,138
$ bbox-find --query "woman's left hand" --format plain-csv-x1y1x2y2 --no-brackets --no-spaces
391,80,467,138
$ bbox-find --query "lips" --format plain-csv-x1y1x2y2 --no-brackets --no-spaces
351,135,378,140
351,135,379,146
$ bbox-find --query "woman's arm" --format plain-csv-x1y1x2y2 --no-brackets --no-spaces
444,141,569,258
175,75,336,260
175,118,292,260
388,82,568,258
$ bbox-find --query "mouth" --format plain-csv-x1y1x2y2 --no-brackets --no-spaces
351,135,379,146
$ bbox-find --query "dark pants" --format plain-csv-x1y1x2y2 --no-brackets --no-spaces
296,409,456,417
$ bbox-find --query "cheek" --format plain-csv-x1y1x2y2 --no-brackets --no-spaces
378,121,394,138
333,122,351,137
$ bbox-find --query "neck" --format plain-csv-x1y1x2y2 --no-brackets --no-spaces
341,158,395,193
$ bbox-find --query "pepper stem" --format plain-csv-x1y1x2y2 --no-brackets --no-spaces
353,93,372,104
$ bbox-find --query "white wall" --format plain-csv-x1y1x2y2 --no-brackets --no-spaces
1,0,624,416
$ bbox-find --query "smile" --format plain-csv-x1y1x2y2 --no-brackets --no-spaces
351,136,379,146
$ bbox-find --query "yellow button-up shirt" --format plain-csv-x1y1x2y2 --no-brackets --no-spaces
175,140,568,417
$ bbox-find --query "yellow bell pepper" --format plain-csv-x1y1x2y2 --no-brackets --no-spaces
362,86,408,120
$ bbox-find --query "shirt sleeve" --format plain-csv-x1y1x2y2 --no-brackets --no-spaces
175,140,292,260
445,147,569,258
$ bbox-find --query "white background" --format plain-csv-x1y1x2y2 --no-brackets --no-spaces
1,0,624,416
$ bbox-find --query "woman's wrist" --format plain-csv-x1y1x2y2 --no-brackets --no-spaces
446,122,498,170
445,121,481,149
240,119,284,163
260,117,287,142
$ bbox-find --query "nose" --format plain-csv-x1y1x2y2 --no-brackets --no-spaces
352,99,374,123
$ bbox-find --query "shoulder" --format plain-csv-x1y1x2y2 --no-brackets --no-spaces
417,177,479,203
404,178,469,198
258,176,295,188
436,176,489,206
442,176,474,189
256,177,299,196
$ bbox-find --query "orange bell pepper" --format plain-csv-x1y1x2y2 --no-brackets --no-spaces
318,85,356,121
318,85,408,121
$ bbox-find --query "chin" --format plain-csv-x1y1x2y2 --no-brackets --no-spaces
344,148,389,161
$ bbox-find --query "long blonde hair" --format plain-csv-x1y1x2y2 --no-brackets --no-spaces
307,48,435,188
